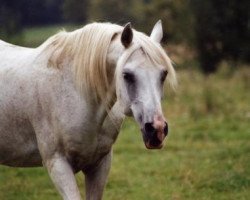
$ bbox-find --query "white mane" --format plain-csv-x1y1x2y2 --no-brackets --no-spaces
41,22,176,105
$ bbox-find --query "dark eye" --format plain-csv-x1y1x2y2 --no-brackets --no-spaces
123,72,135,83
160,70,168,83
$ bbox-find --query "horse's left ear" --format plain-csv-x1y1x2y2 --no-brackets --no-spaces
121,22,133,48
150,20,163,43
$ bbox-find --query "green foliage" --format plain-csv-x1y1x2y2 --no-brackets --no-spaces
0,0,23,43
137,0,194,43
88,0,132,23
63,0,89,23
88,0,194,44
0,0,64,43
190,0,250,74
1,0,250,74
20,0,64,25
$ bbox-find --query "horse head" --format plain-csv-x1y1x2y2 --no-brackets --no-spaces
108,21,176,149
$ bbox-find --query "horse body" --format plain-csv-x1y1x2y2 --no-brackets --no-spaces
0,42,42,166
0,21,176,200
0,40,121,170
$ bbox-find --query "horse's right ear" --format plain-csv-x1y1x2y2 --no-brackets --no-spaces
121,22,133,48
150,20,163,43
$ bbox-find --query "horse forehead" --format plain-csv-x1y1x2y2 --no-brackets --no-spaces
125,49,154,69
127,48,146,62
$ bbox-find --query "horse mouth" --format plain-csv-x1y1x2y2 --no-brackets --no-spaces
145,141,163,149
141,129,164,149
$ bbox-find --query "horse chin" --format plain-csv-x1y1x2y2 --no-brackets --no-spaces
142,131,164,149
140,128,164,149
144,141,163,149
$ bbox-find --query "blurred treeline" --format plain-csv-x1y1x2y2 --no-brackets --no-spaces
0,0,249,74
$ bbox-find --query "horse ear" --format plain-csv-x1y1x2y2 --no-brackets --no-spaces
150,20,163,43
121,22,133,48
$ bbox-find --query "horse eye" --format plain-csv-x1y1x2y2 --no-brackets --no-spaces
123,72,135,83
160,70,168,83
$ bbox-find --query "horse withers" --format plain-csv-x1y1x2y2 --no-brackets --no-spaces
0,21,176,200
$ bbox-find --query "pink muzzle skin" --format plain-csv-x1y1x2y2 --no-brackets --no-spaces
153,115,166,142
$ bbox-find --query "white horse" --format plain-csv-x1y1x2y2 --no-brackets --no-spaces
0,21,176,200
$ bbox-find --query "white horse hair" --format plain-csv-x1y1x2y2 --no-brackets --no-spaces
0,21,176,200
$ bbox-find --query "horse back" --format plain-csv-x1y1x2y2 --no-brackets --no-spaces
0,40,36,68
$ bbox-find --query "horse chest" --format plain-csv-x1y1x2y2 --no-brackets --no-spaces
65,130,115,172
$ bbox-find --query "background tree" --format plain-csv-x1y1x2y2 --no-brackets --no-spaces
190,0,250,74
20,0,63,26
0,0,64,43
0,0,249,74
88,0,133,24
0,0,23,43
88,0,193,45
63,0,89,23
138,0,193,44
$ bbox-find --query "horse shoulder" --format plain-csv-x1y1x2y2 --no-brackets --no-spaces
97,102,125,154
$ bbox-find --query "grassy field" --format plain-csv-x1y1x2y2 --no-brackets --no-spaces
0,26,249,200
21,24,81,47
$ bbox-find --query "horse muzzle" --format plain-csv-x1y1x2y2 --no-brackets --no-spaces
142,119,168,149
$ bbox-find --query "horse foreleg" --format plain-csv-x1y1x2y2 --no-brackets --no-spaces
45,154,82,200
84,151,112,200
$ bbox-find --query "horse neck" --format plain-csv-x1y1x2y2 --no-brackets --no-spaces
95,79,117,127
62,57,119,128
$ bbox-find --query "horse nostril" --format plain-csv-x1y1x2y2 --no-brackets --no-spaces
144,122,155,134
164,122,168,136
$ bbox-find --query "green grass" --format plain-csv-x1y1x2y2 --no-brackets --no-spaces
0,25,249,199
22,24,81,47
